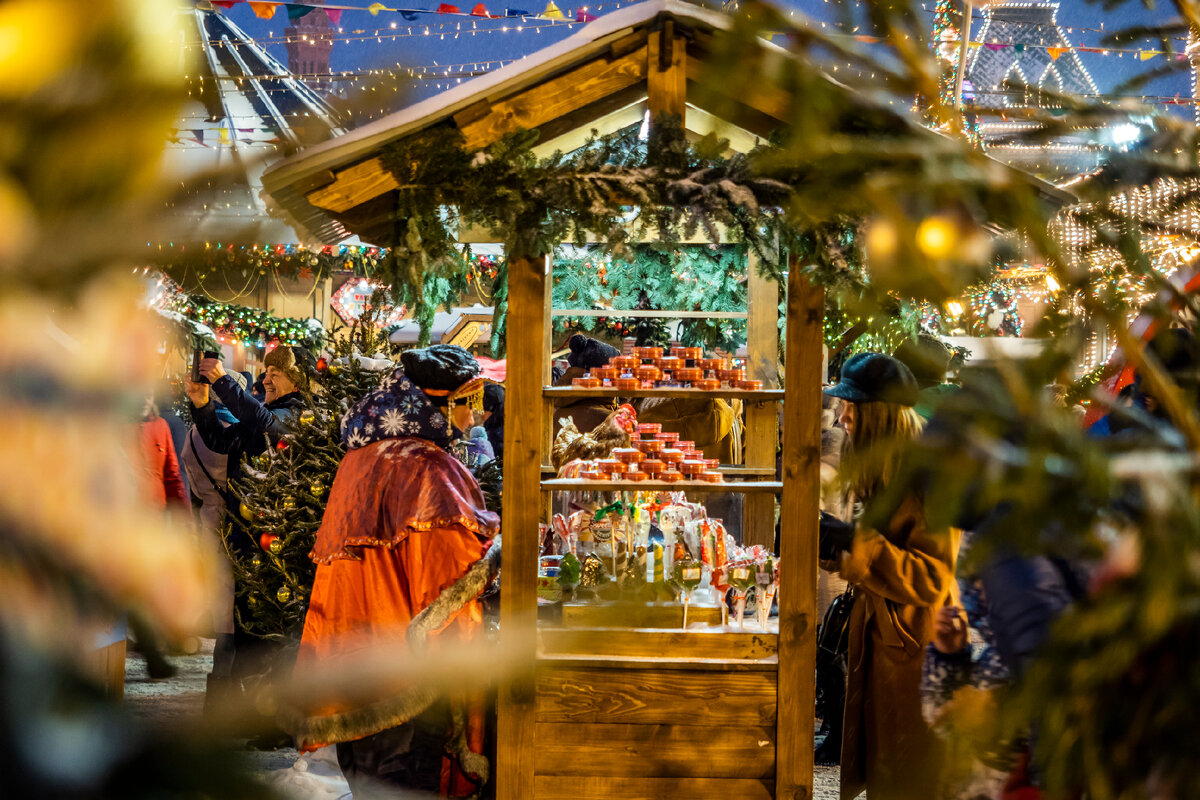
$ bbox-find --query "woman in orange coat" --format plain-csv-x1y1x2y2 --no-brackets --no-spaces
820,353,960,800
292,345,500,798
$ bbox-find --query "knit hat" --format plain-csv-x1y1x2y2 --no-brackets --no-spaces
401,344,482,392
566,334,620,369
263,345,313,391
894,334,952,390
823,352,919,407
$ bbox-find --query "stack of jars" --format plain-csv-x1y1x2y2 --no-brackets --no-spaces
580,422,723,483
569,346,762,390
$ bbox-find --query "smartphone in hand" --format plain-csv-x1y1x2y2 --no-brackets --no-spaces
191,349,207,385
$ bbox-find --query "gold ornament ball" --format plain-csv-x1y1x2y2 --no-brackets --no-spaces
276,586,292,603
250,555,263,569
239,501,253,521
255,453,271,469
299,410,316,427
327,362,341,375
268,538,284,555
282,496,297,511
247,595,259,608
309,482,325,499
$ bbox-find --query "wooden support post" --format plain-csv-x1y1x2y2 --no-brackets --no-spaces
743,254,779,548
647,23,686,124
497,254,547,800
775,263,823,800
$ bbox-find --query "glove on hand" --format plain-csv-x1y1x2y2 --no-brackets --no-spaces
818,511,855,561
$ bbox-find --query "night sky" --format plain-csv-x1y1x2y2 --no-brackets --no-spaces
211,0,1194,121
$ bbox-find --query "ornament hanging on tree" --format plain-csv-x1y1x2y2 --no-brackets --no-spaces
309,482,326,499
260,532,278,552
247,595,259,609
298,410,316,427
251,555,263,569
268,538,284,555
255,453,271,470
240,501,254,521
282,496,297,511
276,439,289,452
276,586,292,603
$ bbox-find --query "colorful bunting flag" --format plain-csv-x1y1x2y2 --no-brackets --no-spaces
249,1,277,19
1139,50,1158,61
400,10,418,18
368,2,387,14
1078,46,1102,53
506,7,531,14
1013,44,1024,53
576,8,595,21
541,1,564,19
211,0,237,9
854,34,880,43
437,3,460,12
1047,46,1066,60
192,129,205,145
325,8,343,24
984,43,1006,51
471,3,493,16
287,3,316,19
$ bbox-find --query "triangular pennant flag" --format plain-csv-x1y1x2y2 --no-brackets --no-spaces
1178,53,1190,61
1139,50,1158,61
218,127,230,144
436,3,460,12
576,8,595,21
854,34,880,43
1047,46,1065,60
1013,44,1024,53
471,3,492,16
368,2,387,14
1078,46,1101,53
541,1,564,18
984,43,1006,51
192,129,205,144
968,41,980,49
249,1,277,19
211,0,237,9
506,7,530,15
400,10,419,18
287,3,316,19
325,8,343,24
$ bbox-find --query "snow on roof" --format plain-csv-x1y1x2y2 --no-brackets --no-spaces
389,304,495,343
263,0,732,193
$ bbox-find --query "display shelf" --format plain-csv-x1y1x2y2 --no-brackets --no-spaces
541,478,782,494
541,465,775,478
544,386,783,401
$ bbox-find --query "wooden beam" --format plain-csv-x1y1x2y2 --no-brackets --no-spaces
496,254,547,800
685,56,789,122
647,24,687,122
458,46,648,152
307,156,396,214
307,49,649,214
533,776,774,800
775,263,823,800
742,253,779,549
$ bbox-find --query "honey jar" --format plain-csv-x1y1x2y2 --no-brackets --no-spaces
612,448,646,464
614,377,640,391
692,378,720,391
654,431,680,444
636,439,664,455
610,355,638,371
699,357,727,372
660,448,685,464
635,365,662,383
640,459,666,476
572,377,601,388
679,460,707,477
700,472,724,483
659,470,684,483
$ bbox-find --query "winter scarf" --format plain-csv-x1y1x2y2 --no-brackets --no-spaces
341,368,452,451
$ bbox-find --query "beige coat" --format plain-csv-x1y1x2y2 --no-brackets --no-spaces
837,494,960,800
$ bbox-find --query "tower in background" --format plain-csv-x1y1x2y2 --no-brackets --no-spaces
284,2,335,95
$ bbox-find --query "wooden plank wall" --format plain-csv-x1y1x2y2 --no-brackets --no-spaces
497,254,548,799
775,265,823,800
533,661,777,800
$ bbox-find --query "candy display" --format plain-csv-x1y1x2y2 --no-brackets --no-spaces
560,347,755,390
546,490,780,629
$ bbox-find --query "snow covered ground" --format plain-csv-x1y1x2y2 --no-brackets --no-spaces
124,639,843,798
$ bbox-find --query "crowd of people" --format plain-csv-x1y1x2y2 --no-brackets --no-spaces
122,322,1192,799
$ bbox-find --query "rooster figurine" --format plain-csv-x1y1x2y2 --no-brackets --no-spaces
552,403,638,471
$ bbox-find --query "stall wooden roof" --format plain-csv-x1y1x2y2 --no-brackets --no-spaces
262,0,1075,246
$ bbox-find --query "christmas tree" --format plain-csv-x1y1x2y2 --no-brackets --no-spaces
224,313,393,641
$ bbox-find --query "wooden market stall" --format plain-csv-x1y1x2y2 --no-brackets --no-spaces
262,3,826,796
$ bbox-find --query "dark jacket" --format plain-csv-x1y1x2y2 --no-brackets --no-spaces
191,375,306,488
